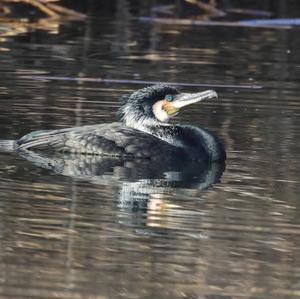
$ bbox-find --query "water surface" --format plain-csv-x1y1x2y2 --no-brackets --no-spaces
0,14,300,299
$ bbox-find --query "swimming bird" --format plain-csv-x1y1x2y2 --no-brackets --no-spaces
12,85,225,162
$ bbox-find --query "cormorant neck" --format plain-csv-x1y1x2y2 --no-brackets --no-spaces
124,118,182,147
124,116,167,134
125,119,225,161
122,114,160,130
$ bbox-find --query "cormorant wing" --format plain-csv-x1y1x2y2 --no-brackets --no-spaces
16,122,181,159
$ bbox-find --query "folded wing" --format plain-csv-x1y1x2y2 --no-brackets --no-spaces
16,123,181,159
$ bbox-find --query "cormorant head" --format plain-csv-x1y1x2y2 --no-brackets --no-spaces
117,84,217,128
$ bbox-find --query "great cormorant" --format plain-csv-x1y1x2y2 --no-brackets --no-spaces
13,84,226,162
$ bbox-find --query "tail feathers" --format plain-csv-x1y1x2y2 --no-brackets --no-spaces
0,140,15,152
16,128,70,151
17,135,65,151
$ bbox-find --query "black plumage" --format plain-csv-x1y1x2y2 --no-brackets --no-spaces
17,123,180,158
14,84,226,162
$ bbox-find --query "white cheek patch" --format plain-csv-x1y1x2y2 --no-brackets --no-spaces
152,100,170,122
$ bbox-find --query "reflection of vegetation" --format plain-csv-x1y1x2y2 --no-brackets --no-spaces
0,17,65,36
150,0,225,19
0,0,85,36
1,0,85,18
184,0,225,18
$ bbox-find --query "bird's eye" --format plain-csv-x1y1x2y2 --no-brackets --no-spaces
165,95,173,102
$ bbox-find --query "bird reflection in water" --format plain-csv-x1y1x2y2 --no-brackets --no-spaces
18,149,225,232
1,84,226,230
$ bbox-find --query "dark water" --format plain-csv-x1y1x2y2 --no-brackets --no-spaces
0,13,300,299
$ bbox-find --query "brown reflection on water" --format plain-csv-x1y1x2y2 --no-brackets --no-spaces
1,162,300,298
0,4,300,299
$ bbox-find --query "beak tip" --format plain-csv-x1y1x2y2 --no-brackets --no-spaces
209,90,218,100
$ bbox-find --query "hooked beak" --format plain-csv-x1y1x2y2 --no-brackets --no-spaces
172,90,218,109
163,90,218,116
